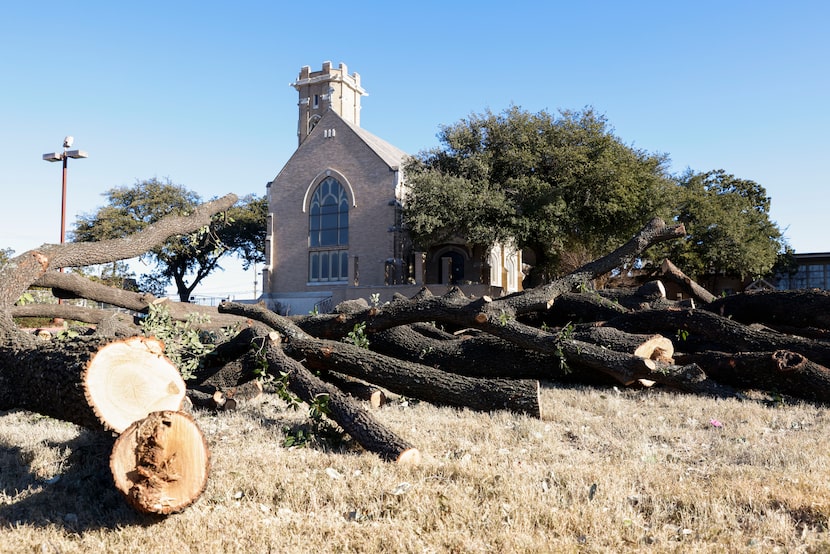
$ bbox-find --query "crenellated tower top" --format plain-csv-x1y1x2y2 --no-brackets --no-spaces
292,61,366,145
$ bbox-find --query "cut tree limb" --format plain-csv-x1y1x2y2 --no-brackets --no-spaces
704,289,830,331
0,335,185,432
110,410,210,514
257,330,420,464
20,270,251,330
606,308,830,368
674,350,830,403
370,325,562,379
292,335,542,417
0,193,237,334
659,259,716,304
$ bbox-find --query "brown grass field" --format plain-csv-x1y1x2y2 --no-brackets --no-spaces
1,382,829,553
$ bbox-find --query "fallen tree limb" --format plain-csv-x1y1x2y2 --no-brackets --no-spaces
674,350,830,403
704,289,830,331
0,194,238,315
659,259,716,304
606,308,830,368
292,336,542,416
11,303,141,335
21,271,251,330
0,335,185,432
219,302,542,417
255,329,420,464
370,325,562,380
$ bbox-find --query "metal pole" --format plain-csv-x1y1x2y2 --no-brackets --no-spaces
60,150,67,245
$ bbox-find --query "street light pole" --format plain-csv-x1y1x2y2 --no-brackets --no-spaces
43,136,88,255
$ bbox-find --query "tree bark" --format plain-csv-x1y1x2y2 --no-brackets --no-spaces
705,289,830,331
292,335,542,417
16,270,250,330
370,324,563,380
0,335,185,432
571,326,674,363
674,350,830,402
606,307,830,368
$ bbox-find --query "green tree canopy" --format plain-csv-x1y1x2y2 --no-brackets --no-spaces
403,106,675,284
653,169,785,281
72,178,266,302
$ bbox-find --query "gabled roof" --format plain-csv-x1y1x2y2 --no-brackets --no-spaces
271,110,409,184
338,115,409,170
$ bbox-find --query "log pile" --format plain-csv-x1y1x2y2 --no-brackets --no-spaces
2,203,829,516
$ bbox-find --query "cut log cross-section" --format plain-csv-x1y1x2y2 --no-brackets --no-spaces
84,336,187,433
110,410,210,514
0,335,185,432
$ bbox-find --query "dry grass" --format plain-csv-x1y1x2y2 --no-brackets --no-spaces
2,383,830,553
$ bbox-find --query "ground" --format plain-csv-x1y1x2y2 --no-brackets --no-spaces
1,382,829,553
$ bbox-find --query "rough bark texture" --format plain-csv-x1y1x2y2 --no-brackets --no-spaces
292,336,542,416
705,289,830,330
674,350,830,402
0,336,183,431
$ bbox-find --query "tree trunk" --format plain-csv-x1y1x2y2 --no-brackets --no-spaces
705,289,830,331
674,350,830,402
659,259,716,304
110,410,210,514
0,335,185,432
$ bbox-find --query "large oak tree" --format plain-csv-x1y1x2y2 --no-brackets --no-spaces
403,106,675,285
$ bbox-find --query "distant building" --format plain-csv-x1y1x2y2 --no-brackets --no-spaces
261,62,522,314
776,252,830,290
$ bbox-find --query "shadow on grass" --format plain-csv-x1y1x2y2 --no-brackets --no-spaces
0,417,160,531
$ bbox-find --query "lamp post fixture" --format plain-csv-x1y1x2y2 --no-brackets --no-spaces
43,135,88,253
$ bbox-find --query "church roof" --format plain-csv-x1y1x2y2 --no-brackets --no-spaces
338,115,409,170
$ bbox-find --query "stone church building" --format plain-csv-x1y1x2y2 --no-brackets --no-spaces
261,62,522,315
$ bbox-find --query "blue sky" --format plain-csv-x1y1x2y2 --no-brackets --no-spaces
1,1,827,298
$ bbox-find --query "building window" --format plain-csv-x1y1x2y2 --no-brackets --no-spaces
309,250,349,282
313,94,319,109
309,177,349,282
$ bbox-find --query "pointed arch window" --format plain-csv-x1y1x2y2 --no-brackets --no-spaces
309,177,348,247
309,176,349,283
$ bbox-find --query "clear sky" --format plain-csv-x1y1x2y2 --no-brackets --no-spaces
1,1,827,299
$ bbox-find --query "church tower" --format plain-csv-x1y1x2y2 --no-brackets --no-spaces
292,61,366,145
